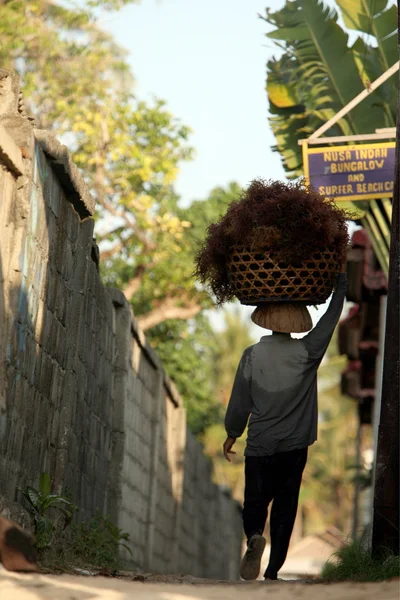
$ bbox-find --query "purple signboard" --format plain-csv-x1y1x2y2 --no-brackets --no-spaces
304,142,395,201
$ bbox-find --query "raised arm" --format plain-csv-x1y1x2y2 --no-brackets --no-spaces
224,347,253,439
301,272,347,361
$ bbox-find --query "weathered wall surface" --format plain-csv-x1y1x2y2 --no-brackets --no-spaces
0,71,242,579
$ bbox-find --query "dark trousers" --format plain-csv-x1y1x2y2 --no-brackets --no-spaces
242,447,308,579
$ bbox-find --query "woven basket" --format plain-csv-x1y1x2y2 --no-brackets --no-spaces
227,248,338,306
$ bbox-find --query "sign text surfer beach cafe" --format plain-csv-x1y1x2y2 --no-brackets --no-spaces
302,142,395,202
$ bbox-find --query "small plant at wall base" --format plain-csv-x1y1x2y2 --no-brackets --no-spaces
18,473,77,548
68,512,132,570
322,540,400,582
38,512,132,573
18,475,131,572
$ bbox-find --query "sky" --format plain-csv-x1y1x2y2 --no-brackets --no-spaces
100,0,287,207
99,0,347,336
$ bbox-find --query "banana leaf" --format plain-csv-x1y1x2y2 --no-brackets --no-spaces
337,0,398,74
264,0,396,184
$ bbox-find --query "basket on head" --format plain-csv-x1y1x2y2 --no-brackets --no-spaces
227,247,338,306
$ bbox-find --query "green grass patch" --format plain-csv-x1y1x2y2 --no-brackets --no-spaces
38,513,132,574
322,540,400,582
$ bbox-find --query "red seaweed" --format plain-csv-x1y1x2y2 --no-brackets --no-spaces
195,179,351,304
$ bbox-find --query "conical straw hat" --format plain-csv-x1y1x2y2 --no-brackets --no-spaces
251,303,312,333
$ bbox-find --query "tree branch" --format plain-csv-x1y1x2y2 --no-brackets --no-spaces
95,225,125,244
100,239,126,262
97,193,156,253
137,297,201,331
123,264,148,300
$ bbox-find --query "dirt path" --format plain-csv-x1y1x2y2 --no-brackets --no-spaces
1,570,399,600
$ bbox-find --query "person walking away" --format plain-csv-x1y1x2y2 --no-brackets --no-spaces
223,264,347,581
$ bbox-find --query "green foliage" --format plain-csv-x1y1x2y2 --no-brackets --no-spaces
38,512,132,572
0,2,132,120
262,0,397,178
148,315,222,435
346,463,373,490
87,0,140,8
18,473,77,548
322,539,400,581
19,475,130,570
67,513,132,570
337,0,398,72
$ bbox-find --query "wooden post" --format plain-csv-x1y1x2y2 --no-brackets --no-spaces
371,13,400,557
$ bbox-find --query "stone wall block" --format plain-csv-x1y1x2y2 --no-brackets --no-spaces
76,360,87,404
44,271,58,315
35,201,51,256
12,373,24,418
53,321,65,366
52,365,65,408
43,355,55,400
37,352,50,398
33,298,44,344
84,291,93,329
41,165,62,219
69,227,92,297
65,203,80,244
49,180,61,219
58,371,76,449
34,142,50,192
64,292,84,369
46,317,59,360
1,113,34,153
90,298,97,334
87,337,96,374
6,227,27,287
38,392,50,439
38,157,53,211
40,307,53,350
69,255,88,299
77,217,95,255
58,187,73,225
44,206,58,253
54,279,67,325
45,214,59,273
63,243,74,283
24,333,37,385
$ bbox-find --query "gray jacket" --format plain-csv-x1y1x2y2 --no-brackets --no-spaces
224,273,347,456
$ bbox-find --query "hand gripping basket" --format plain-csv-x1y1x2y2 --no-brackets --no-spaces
227,247,338,306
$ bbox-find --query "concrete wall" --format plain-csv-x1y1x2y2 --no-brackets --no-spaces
0,70,242,579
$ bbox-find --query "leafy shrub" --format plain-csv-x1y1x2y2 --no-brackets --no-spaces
195,179,351,304
18,475,131,571
18,473,77,548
